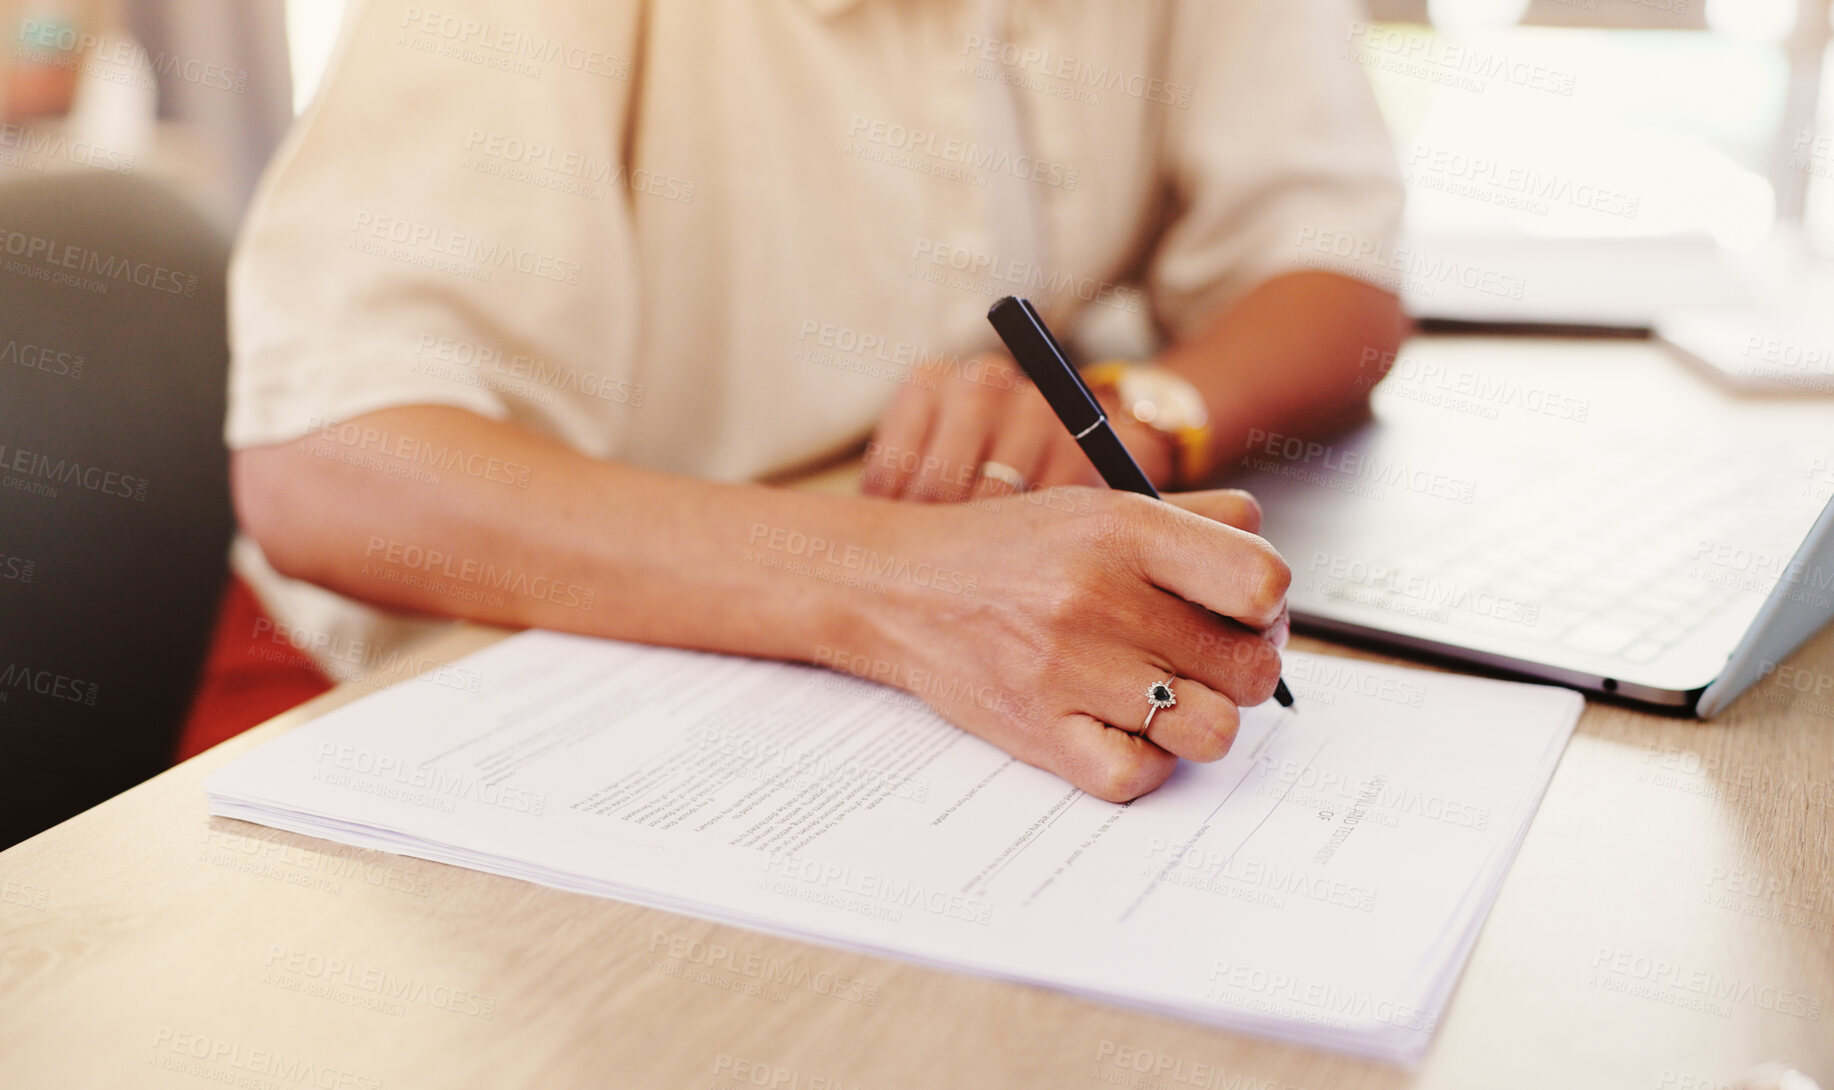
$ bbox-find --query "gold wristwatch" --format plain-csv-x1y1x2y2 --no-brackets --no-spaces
1080,361,1213,489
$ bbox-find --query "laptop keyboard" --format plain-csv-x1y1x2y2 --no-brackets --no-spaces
1321,444,1813,664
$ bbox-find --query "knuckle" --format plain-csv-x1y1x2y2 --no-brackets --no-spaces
1090,748,1168,803
1037,579,1088,630
1225,489,1264,532
1189,700,1241,762
1240,643,1283,706
1080,492,1150,558
1081,504,1130,553
968,369,1007,401
1244,541,1293,619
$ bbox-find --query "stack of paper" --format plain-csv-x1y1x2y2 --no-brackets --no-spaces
205,631,1582,1062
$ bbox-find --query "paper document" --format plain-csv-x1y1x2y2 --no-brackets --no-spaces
206,631,1582,1062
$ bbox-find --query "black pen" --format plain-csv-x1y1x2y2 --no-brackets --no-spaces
987,296,1295,710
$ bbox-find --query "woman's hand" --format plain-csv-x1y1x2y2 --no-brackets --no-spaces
856,486,1289,802
861,351,1176,501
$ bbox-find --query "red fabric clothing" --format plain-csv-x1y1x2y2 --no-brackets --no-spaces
176,576,333,762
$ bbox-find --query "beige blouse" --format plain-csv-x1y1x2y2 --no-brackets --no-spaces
227,0,1404,677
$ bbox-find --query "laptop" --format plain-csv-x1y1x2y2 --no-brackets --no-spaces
1232,347,1834,716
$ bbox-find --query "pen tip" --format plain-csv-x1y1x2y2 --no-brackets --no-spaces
1273,679,1295,709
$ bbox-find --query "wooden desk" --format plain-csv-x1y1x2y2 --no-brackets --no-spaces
4,340,1833,1089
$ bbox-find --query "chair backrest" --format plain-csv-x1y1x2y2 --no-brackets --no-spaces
0,171,234,848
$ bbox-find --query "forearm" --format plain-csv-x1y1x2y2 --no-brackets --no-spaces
1154,270,1410,483
231,405,1297,802
232,405,906,665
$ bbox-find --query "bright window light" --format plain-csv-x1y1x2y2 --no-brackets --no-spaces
1705,0,1798,45
1369,25,1789,247
286,0,349,115
1427,0,1531,36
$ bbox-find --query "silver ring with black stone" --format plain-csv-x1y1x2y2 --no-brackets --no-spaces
1139,678,1177,735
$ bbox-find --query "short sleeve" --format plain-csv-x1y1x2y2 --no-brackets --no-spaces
1147,0,1404,341
225,0,644,448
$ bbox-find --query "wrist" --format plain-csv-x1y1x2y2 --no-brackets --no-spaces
1081,360,1213,489
818,497,962,679
1105,399,1179,488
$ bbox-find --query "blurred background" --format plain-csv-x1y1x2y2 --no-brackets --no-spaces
2,0,1832,847
1374,0,1833,252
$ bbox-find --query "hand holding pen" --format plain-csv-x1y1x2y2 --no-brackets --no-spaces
833,296,1292,801
988,296,1296,711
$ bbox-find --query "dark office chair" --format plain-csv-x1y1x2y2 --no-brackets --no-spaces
0,170,235,848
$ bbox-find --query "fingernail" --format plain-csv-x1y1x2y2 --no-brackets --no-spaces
1268,614,1290,650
